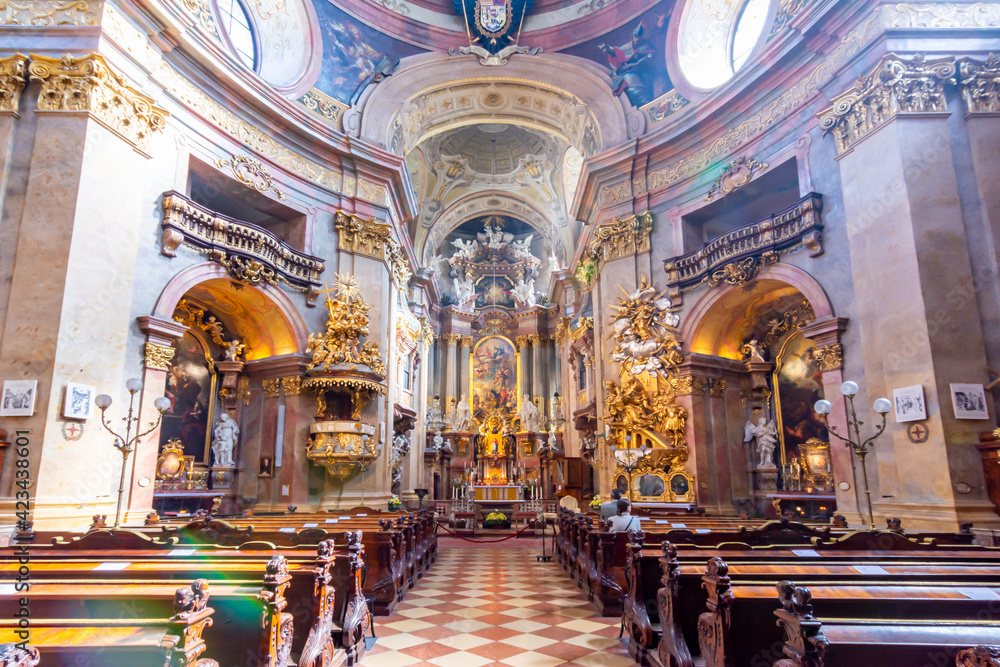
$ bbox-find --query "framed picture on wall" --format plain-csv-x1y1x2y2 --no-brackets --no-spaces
63,382,95,420
892,385,926,423
0,380,37,417
951,383,989,420
259,456,273,478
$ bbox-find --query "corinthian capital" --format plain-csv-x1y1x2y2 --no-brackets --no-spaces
0,54,28,116
28,53,169,156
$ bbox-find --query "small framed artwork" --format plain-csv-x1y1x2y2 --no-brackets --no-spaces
0,380,37,417
951,383,989,420
892,385,926,423
258,456,273,478
63,382,95,420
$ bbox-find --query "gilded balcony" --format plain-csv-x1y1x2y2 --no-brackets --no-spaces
663,193,823,291
160,190,324,293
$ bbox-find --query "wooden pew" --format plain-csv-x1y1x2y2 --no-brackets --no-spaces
0,578,219,667
3,531,367,666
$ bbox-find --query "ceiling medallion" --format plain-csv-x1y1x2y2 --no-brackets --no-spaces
482,92,504,108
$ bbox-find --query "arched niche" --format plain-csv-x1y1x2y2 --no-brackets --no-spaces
354,52,633,157
682,263,833,358
153,262,309,358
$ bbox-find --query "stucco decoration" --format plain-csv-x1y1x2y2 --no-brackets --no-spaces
246,0,322,97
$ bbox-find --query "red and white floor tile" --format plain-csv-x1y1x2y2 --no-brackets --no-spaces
360,546,633,667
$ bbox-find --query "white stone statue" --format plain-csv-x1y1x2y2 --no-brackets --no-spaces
742,339,767,363
744,417,778,469
518,395,541,432
511,235,533,259
445,399,458,430
211,412,239,468
480,221,510,250
223,339,245,361
548,249,561,270
513,276,536,307
451,238,479,260
454,394,472,432
432,431,444,451
454,271,476,306
548,429,561,452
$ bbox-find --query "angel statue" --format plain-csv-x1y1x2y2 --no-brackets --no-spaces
744,417,778,469
510,235,533,259
454,271,476,306
478,220,513,250
451,238,479,261
517,395,541,432
223,338,246,361
512,276,537,307
741,339,767,363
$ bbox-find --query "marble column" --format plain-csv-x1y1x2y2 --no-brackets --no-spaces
516,335,529,401
458,335,472,403
0,56,28,342
529,334,544,414
444,334,458,404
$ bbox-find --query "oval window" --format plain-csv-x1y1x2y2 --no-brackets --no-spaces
216,0,257,70
731,0,771,72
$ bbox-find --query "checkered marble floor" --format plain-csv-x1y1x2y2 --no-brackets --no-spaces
360,547,633,667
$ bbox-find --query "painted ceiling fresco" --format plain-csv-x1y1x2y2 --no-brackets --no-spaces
557,1,677,108
313,0,427,105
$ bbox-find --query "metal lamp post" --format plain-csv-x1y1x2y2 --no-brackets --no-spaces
814,381,892,530
95,378,171,530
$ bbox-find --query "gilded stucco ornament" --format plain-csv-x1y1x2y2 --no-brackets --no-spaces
262,379,281,398
216,154,286,200
0,54,28,115
0,0,99,26
818,53,957,155
306,274,386,377
604,277,689,462
143,342,176,370
707,253,778,288
588,210,653,271
28,53,168,156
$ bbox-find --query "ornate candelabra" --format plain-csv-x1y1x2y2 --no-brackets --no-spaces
348,434,383,506
814,381,892,530
95,379,171,530
610,433,651,503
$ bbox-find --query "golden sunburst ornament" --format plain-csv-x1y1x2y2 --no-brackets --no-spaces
334,273,361,302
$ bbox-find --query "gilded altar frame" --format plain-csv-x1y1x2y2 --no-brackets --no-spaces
469,335,521,426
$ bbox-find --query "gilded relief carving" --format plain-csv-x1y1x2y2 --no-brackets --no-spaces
298,88,346,124
306,274,386,377
0,54,27,115
818,53,956,155
281,376,303,395
29,53,168,155
216,154,286,200
705,157,767,201
262,379,281,398
179,0,219,35
143,342,176,371
706,254,778,288
589,211,653,268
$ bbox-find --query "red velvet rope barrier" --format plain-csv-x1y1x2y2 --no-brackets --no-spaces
437,518,540,543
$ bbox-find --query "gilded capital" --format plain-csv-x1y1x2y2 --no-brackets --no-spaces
957,53,1000,114
0,54,28,116
709,379,727,399
335,211,412,289
818,53,956,155
671,377,708,396
515,335,528,349
29,53,169,156
814,343,843,372
589,210,653,268
526,333,542,346
262,379,282,398
143,342,175,371
458,335,474,348
281,376,303,395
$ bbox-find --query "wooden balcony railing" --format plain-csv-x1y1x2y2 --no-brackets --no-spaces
161,191,324,293
663,193,823,291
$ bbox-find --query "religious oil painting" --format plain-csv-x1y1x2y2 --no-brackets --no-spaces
638,473,665,498
472,336,518,420
773,333,828,463
951,383,989,420
475,275,516,310
160,332,215,460
0,380,36,417
313,0,426,105
62,382,94,420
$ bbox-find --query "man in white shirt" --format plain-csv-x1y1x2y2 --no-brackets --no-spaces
607,499,640,533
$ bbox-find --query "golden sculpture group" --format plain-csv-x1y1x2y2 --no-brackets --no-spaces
604,277,689,470
306,274,386,377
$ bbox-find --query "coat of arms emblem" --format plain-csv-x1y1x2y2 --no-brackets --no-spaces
475,0,512,38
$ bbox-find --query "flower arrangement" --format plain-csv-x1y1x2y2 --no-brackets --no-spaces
484,511,510,529
388,495,402,511
589,496,602,509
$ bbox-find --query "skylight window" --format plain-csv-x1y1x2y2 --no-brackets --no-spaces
216,0,257,70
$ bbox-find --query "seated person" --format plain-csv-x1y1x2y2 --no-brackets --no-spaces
600,488,622,522
607,499,640,533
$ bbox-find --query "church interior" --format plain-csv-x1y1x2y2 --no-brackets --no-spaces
5,0,1000,665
